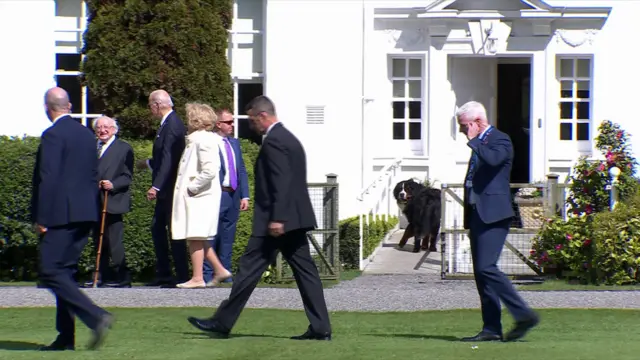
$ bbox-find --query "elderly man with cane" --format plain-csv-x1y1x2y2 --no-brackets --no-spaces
86,116,134,288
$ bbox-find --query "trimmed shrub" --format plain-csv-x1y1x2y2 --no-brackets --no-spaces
0,137,258,281
339,215,399,270
81,0,232,139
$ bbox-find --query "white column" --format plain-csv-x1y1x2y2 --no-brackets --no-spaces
530,50,547,180
0,0,56,136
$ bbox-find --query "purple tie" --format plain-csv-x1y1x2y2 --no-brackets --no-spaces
223,138,237,190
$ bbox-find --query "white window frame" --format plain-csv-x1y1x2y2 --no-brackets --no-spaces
556,56,593,150
55,1,101,127
227,0,265,138
389,56,425,155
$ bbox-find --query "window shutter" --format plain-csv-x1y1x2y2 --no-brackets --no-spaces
305,105,325,125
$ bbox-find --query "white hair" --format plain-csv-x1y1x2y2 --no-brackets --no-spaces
455,101,487,123
149,90,174,108
92,116,119,135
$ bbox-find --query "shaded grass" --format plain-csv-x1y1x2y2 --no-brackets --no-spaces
518,279,640,291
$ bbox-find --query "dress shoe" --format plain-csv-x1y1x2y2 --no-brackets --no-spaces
460,331,502,342
145,279,174,287
187,317,230,338
504,314,540,342
40,338,75,351
87,313,114,350
291,328,332,341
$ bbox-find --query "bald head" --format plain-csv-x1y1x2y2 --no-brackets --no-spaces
44,87,71,121
148,89,174,119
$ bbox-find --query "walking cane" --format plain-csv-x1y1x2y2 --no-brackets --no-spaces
92,188,109,288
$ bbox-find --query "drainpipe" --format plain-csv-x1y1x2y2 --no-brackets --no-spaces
359,0,366,271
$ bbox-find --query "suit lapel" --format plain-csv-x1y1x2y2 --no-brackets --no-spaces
98,139,119,176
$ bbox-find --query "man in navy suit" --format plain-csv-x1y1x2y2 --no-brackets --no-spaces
31,87,113,351
203,109,250,285
136,89,188,287
456,101,539,342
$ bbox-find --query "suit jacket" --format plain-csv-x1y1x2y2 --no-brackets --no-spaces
148,111,186,200
99,137,134,215
252,123,316,237
218,137,250,200
463,127,515,229
31,115,100,228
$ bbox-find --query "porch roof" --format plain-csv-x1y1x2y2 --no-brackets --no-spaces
374,0,611,20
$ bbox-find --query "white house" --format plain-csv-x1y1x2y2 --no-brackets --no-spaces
2,0,639,221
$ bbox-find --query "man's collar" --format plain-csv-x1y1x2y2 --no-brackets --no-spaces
160,110,173,127
52,114,69,124
264,121,280,137
99,135,116,146
479,125,492,139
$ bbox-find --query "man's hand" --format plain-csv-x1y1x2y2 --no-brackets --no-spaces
268,221,284,237
240,199,250,211
33,223,47,234
100,180,113,191
466,122,481,140
147,187,157,201
136,159,149,171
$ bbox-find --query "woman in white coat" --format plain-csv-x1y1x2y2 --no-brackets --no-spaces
172,102,232,289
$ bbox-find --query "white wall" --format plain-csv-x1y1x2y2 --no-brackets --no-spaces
265,0,367,218
0,0,56,136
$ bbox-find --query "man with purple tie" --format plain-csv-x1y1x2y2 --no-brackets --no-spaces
203,109,250,285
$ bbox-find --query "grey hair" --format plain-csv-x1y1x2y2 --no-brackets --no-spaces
245,95,276,116
92,116,120,135
149,90,174,108
455,101,487,122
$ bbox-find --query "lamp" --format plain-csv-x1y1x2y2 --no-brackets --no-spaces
609,166,621,182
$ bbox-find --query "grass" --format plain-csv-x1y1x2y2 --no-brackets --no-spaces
0,270,362,289
0,308,639,359
517,279,640,291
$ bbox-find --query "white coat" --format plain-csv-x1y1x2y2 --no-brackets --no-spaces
171,130,222,240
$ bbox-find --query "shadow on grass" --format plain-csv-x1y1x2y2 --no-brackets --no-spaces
181,331,290,340
366,333,460,342
0,340,44,351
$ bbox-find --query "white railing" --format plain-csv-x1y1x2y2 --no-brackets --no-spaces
355,158,402,270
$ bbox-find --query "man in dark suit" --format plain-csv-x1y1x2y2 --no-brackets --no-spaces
457,101,539,343
203,109,250,285
136,89,189,287
84,116,133,288
32,87,113,351
187,96,332,340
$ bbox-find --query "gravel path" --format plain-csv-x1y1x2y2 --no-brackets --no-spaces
1,275,639,311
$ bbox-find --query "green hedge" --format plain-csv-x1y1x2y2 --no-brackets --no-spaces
0,137,398,281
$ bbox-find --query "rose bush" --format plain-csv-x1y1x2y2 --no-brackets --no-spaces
530,120,640,285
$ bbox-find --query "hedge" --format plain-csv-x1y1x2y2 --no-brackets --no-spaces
81,0,233,139
0,137,398,281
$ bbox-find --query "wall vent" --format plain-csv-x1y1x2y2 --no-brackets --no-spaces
305,105,325,125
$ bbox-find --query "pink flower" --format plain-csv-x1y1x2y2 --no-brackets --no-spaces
606,151,616,164
555,244,562,250
598,163,606,172
583,170,590,176
566,234,573,240
583,239,592,246
530,249,536,256
546,218,554,223
585,204,593,214
617,131,623,139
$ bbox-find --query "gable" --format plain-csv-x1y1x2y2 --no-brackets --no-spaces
427,0,553,12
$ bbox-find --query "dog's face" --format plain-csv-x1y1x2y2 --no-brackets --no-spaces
393,179,421,208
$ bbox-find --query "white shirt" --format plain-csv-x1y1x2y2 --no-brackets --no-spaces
262,121,280,141
97,135,116,158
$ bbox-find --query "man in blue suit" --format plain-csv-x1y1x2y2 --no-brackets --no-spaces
32,87,113,351
203,109,250,285
456,101,539,342
136,89,189,287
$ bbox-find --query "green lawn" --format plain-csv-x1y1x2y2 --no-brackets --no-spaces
0,308,638,359
518,279,640,291
0,270,362,289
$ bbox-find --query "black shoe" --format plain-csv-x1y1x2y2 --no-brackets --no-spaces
145,279,174,287
40,337,75,351
84,280,102,288
87,313,114,350
187,317,230,339
504,314,540,342
460,331,502,342
290,328,332,341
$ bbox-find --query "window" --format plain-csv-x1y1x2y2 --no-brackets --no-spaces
237,83,264,145
390,58,423,141
55,0,100,127
557,57,592,141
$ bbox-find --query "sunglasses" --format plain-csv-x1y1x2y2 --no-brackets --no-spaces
219,120,234,125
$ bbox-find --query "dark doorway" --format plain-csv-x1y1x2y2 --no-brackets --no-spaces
237,83,264,145
496,62,531,184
